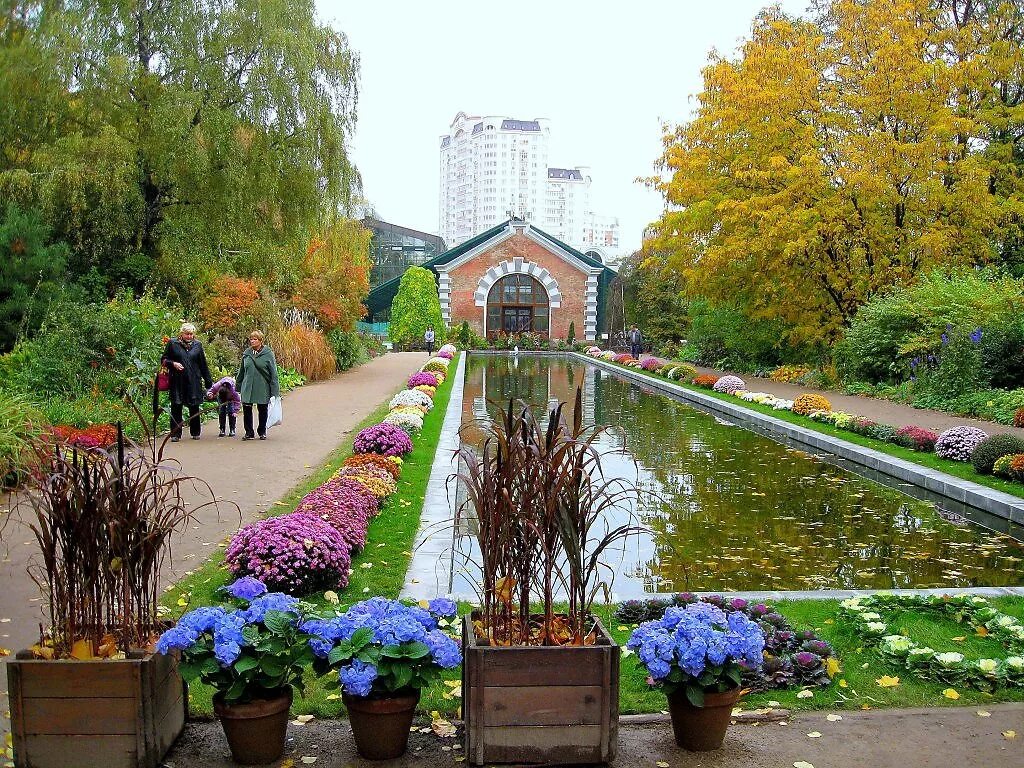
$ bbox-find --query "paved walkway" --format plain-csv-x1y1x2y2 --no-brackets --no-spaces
0,352,424,750
165,703,1024,767
697,366,1024,438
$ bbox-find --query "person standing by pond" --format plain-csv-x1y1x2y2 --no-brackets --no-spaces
628,325,644,359
236,330,280,441
162,322,213,442
424,326,435,356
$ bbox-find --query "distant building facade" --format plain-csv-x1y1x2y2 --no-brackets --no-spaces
364,219,616,340
439,112,620,260
361,218,446,291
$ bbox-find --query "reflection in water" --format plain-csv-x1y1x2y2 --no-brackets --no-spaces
450,356,1024,597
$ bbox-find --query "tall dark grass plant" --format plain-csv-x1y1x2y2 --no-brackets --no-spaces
454,389,644,646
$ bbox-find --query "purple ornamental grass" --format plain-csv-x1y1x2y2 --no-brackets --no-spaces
226,514,351,595
408,371,440,388
354,422,414,457
935,425,988,461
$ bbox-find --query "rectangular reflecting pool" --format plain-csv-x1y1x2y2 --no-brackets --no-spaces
440,355,1024,599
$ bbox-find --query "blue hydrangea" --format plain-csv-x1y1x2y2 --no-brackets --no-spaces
428,597,458,617
339,659,378,697
425,630,462,668
214,640,242,665
242,592,300,623
627,603,765,685
225,577,268,601
156,625,199,654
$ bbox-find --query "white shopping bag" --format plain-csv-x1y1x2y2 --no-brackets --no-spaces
267,396,283,428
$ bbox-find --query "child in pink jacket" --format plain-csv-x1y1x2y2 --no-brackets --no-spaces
206,376,242,437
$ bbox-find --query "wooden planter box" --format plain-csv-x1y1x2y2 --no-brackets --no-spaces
7,650,186,768
462,613,620,765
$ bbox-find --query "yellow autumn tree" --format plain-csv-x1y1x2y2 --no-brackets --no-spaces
647,0,1021,346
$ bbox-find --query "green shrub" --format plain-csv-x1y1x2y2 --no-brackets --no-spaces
389,266,444,348
0,390,45,485
457,320,472,349
325,327,368,371
839,270,1024,385
567,321,575,345
970,433,1024,474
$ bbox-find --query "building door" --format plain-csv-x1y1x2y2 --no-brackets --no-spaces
486,274,549,338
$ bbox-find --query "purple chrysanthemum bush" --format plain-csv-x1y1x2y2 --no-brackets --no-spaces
353,422,414,457
226,514,352,594
641,357,663,372
935,426,989,461
713,375,746,394
407,371,439,389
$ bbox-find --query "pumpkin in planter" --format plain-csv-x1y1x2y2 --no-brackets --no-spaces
305,596,462,760
9,423,225,768
627,602,766,751
452,391,643,765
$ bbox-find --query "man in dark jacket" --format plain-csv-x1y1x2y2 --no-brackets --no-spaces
162,322,213,441
628,325,644,359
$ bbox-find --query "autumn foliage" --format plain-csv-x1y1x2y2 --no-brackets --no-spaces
293,220,371,331
275,323,336,382
201,276,261,334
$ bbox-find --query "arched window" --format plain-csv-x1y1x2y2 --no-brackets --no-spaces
485,274,549,337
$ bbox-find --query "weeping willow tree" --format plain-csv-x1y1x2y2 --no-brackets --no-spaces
0,0,361,296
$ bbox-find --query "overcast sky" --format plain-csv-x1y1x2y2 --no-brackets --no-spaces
317,0,807,254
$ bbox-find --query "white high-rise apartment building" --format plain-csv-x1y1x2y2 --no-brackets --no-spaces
439,113,551,247
439,113,620,260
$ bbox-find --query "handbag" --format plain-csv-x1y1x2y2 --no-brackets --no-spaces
156,365,170,392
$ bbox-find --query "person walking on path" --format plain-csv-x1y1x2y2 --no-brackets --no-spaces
206,376,241,437
236,330,279,441
162,322,213,442
424,326,435,356
628,325,644,359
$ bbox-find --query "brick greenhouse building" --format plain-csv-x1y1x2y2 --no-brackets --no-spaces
365,219,615,342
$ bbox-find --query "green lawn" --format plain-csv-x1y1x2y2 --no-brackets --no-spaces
592,356,1024,499
163,353,459,717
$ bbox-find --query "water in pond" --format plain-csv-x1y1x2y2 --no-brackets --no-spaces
442,355,1024,598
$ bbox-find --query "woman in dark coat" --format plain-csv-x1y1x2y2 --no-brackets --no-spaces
236,329,280,440
162,322,213,441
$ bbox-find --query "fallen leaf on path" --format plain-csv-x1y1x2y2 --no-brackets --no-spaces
300,758,317,765
807,731,822,738
656,762,670,767
826,657,841,678
942,689,960,700
431,711,456,738
1003,731,1016,740
796,689,814,699
793,762,815,768
952,636,966,642
838,679,848,688
976,710,991,717
876,676,900,688
325,694,341,701
976,626,989,637
278,761,294,768
826,714,843,722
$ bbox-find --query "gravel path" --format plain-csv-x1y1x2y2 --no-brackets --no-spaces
0,352,425,749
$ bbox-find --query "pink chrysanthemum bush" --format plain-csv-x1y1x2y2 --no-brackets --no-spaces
225,514,351,595
408,371,439,388
895,426,939,452
353,422,414,457
713,375,746,394
613,353,634,364
319,475,382,519
438,343,457,359
934,426,988,462
641,358,662,372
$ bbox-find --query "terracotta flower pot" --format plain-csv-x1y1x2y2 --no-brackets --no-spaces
666,686,741,751
213,688,293,765
343,689,420,760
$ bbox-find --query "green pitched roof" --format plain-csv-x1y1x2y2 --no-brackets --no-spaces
364,220,615,320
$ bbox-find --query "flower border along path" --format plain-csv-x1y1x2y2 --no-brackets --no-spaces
161,353,461,717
